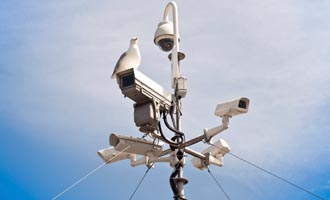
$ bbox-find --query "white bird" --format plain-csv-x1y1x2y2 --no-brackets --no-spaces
111,37,141,79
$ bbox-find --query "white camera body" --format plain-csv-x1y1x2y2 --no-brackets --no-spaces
116,68,172,111
175,76,188,98
215,97,249,117
109,133,163,156
191,139,231,170
154,21,175,52
97,147,135,164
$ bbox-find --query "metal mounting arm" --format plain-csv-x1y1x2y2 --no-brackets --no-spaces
172,115,230,148
203,116,230,143
98,146,173,168
163,1,180,88
131,155,172,167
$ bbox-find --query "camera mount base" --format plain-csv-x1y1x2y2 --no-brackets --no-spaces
168,52,186,61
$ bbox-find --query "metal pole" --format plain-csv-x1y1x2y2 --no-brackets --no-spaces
163,1,180,88
163,2,188,199
174,73,188,200
176,97,185,200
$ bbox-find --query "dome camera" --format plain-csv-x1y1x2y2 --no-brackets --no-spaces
154,21,178,52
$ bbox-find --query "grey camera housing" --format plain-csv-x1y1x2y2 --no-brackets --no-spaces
191,139,231,170
116,68,172,112
154,21,175,52
134,102,160,132
110,133,163,156
214,97,250,117
97,147,134,164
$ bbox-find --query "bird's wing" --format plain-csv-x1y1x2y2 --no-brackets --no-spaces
111,52,127,79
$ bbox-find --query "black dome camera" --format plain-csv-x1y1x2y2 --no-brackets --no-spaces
157,38,174,52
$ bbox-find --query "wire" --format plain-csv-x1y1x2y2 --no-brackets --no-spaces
170,105,177,128
228,152,325,200
205,166,231,200
129,164,154,200
51,145,131,200
51,163,106,200
209,143,325,200
163,112,185,137
170,163,181,195
158,121,180,147
170,162,186,199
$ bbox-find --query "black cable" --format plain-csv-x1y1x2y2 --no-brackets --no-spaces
209,144,325,200
158,121,179,147
170,105,177,128
205,165,231,200
170,164,180,196
170,112,177,129
170,163,185,199
128,165,153,200
163,112,185,137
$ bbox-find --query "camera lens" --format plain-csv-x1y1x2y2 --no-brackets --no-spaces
238,100,247,109
158,38,174,52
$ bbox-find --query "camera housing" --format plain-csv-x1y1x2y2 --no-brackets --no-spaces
214,97,250,117
134,102,160,133
175,76,188,98
116,68,172,112
191,139,231,170
116,68,173,133
154,21,176,52
110,133,164,156
97,147,134,164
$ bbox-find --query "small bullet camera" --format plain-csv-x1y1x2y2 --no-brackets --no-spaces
214,97,250,117
191,139,231,170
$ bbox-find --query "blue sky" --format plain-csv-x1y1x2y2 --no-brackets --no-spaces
1,0,330,199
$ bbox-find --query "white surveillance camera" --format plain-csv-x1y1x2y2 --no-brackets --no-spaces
154,21,176,52
191,139,230,170
204,97,249,142
97,147,134,164
214,97,249,117
116,68,172,112
110,133,163,156
201,139,231,156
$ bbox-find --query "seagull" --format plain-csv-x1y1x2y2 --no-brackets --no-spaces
111,37,141,79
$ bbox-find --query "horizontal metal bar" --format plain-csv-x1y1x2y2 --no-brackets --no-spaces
185,147,205,160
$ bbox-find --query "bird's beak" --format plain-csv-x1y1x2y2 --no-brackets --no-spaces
132,37,138,41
